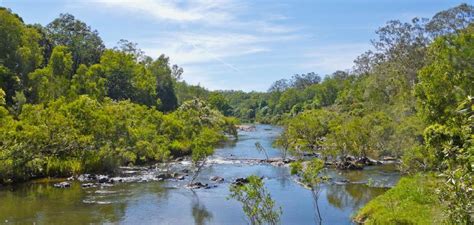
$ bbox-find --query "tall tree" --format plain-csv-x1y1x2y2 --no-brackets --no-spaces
46,13,105,71
150,55,178,112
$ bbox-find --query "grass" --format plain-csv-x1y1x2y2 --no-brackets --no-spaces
354,174,446,225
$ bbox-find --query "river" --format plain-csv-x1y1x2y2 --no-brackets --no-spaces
0,124,400,225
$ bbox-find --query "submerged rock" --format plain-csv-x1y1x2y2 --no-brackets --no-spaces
187,182,207,189
81,183,96,188
210,176,224,183
156,173,173,180
53,181,71,188
175,175,186,180
271,161,285,167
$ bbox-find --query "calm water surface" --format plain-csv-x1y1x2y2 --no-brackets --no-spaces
0,125,400,225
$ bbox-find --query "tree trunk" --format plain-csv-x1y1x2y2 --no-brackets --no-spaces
190,159,206,184
311,187,322,225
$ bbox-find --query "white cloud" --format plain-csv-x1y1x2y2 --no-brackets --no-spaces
140,32,302,66
95,0,239,25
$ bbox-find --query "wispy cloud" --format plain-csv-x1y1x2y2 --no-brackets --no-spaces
95,0,238,24
299,43,372,74
91,0,300,85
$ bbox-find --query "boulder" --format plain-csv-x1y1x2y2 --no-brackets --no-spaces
96,175,109,183
77,174,95,182
336,161,364,170
355,157,382,166
233,177,249,186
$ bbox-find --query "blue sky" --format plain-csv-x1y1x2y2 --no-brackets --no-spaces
1,0,468,91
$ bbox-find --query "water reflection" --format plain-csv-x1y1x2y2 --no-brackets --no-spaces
325,184,387,211
0,182,127,224
0,125,399,225
191,193,213,225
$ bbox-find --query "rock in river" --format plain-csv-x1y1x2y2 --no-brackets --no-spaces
81,183,96,188
210,176,224,183
232,177,249,186
54,181,71,188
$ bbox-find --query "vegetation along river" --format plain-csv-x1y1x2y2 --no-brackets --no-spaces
0,125,400,224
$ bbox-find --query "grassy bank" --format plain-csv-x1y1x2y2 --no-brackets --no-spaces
354,174,446,224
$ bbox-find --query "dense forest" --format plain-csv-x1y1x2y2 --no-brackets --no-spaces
0,8,238,183
0,3,473,225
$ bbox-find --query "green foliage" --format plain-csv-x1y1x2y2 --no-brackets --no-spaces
284,109,336,156
0,8,43,105
28,46,72,103
355,175,445,224
0,95,235,183
45,13,105,69
208,92,233,116
229,175,282,225
69,64,107,100
416,29,474,124
150,55,178,112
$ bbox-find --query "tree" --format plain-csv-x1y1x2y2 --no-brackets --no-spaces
150,55,178,112
268,79,289,93
415,27,474,223
189,128,220,184
426,3,474,37
291,72,321,89
255,142,269,161
70,64,107,100
285,109,336,156
28,46,72,103
46,13,105,70
274,126,292,160
100,50,136,101
114,39,144,62
0,8,23,70
208,92,233,116
229,175,282,225
416,27,474,124
0,8,43,105
290,159,325,224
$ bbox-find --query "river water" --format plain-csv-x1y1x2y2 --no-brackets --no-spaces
0,125,400,225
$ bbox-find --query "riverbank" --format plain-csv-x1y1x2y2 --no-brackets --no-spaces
0,124,400,224
354,174,445,224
